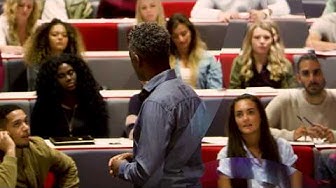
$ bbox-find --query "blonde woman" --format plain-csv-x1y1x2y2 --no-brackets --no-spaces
135,0,166,26
229,21,297,89
0,0,40,54
167,13,222,89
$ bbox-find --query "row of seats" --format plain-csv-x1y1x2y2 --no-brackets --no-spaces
72,18,309,51
58,144,316,188
0,0,326,19
0,92,276,138
6,51,336,93
92,0,327,19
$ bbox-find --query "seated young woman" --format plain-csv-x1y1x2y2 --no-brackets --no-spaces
167,13,222,89
24,18,85,91
0,0,40,54
229,21,297,89
30,53,108,138
217,94,302,188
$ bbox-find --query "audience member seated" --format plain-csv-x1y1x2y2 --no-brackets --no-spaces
229,21,296,89
167,13,222,89
0,0,40,54
124,93,141,139
97,0,136,18
0,104,79,188
30,54,108,139
0,122,16,188
217,94,302,188
135,0,165,26
39,0,93,20
24,18,85,91
266,53,336,143
306,13,336,51
190,0,290,23
323,0,336,15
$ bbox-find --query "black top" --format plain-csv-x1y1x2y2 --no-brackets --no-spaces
30,100,109,139
243,64,282,88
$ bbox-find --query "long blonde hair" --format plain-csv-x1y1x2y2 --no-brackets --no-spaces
3,0,40,45
135,0,166,26
239,21,289,83
167,13,206,88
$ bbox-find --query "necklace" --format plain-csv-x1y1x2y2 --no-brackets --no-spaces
61,104,77,135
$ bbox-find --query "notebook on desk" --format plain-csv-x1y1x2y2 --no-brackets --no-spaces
49,136,95,146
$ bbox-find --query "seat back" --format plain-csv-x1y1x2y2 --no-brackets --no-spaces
205,97,235,137
106,98,130,137
287,0,305,15
162,1,196,18
72,22,118,51
2,59,27,92
274,18,309,48
0,99,31,121
222,20,248,48
194,22,228,50
117,22,133,51
63,149,133,188
86,57,141,90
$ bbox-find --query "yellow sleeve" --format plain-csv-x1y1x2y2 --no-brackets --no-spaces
0,155,17,188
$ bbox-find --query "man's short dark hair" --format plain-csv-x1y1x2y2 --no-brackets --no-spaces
296,53,320,73
128,23,170,66
0,104,22,128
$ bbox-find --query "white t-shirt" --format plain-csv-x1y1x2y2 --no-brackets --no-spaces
217,138,297,188
41,0,68,20
179,67,192,87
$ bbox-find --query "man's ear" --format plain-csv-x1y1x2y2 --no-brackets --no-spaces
134,53,145,68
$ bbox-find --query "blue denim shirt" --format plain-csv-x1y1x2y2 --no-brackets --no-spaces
119,69,204,187
174,51,223,89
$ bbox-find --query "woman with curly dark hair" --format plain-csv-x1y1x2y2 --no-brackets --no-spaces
30,53,108,138
24,18,85,90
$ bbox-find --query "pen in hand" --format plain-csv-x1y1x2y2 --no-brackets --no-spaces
303,117,315,127
296,115,314,141
297,115,315,126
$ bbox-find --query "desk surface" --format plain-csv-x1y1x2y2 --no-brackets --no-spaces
1,50,222,60
45,136,336,150
0,88,287,100
2,88,336,100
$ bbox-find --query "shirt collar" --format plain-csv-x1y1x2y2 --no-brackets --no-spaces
142,69,176,93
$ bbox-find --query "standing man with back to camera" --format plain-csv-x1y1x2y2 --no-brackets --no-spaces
108,22,208,187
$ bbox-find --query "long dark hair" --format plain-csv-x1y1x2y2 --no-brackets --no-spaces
35,53,107,128
227,94,281,187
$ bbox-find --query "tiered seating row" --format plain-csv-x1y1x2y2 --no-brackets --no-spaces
7,49,336,93
68,18,310,51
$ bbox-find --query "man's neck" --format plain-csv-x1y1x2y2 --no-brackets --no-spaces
145,66,170,82
304,90,327,105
